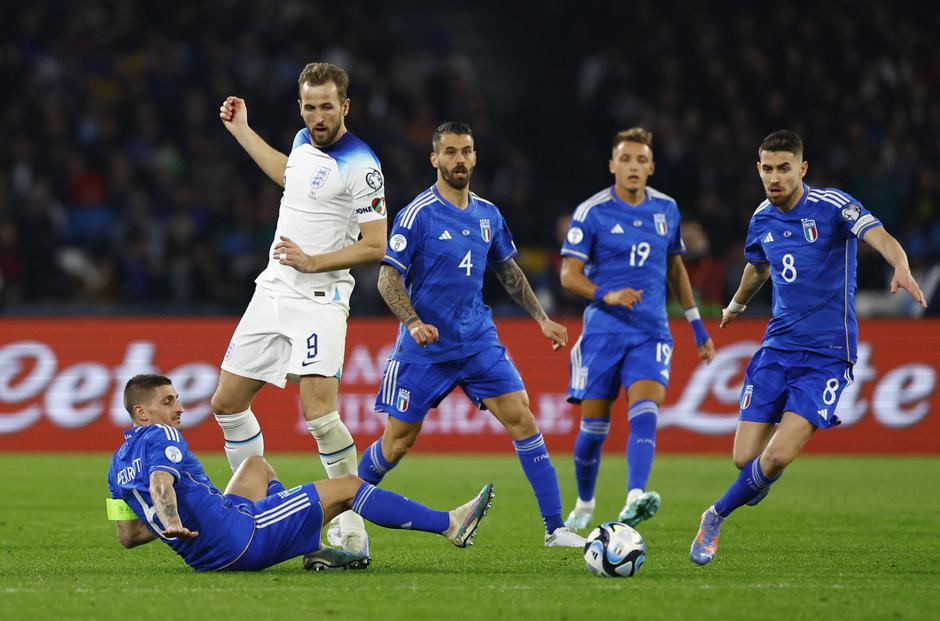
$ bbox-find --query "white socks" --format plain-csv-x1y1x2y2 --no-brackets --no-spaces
214,409,264,472
306,411,366,538
627,488,644,505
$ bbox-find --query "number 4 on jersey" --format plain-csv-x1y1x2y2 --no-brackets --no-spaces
459,250,473,276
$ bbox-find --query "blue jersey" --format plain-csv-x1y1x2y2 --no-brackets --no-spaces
107,425,255,571
744,184,881,363
383,186,518,363
561,186,685,339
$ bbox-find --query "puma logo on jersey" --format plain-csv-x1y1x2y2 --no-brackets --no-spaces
439,230,452,240
763,232,775,243
611,223,624,234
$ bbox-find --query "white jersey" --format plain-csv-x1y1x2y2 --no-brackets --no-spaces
255,129,386,302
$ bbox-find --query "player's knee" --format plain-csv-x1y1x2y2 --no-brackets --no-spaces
761,450,795,475
503,407,538,437
210,390,243,417
384,435,415,463
732,452,751,470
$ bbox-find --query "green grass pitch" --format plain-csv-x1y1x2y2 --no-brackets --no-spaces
1,453,938,620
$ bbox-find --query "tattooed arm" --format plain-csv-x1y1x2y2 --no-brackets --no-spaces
149,471,199,540
491,259,567,350
377,264,438,346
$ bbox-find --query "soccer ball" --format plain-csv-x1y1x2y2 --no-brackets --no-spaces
583,521,646,577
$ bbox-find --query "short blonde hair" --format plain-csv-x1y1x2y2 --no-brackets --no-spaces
297,62,349,100
612,127,653,152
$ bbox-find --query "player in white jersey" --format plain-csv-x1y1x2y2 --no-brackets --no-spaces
212,63,386,554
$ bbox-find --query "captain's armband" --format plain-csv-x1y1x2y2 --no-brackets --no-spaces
106,498,137,521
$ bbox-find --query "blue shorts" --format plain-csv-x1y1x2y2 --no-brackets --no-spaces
567,331,673,403
738,347,853,429
222,482,324,571
374,344,526,423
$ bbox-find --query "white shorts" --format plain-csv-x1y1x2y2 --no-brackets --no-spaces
221,286,349,388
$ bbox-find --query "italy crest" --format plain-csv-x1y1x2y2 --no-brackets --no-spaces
480,219,492,242
396,388,410,412
741,385,753,410
802,218,818,242
653,213,668,236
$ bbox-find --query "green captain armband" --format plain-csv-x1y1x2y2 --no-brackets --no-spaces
106,498,137,521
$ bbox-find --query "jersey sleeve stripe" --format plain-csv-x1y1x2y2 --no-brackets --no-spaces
853,215,879,236
402,195,436,229
491,249,518,265
573,189,609,222
560,248,589,260
753,200,771,215
397,191,433,228
470,192,496,206
383,255,409,271
152,464,180,479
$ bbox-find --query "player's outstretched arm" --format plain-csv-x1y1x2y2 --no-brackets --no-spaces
115,518,158,549
721,262,771,328
861,226,927,308
149,471,199,540
219,96,289,187
666,255,715,362
492,259,566,350
377,264,438,346
274,219,387,273
560,256,643,309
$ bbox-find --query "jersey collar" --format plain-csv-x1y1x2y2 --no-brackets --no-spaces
122,426,144,441
608,185,649,209
431,185,472,212
775,183,811,215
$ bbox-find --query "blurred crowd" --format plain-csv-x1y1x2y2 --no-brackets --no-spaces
2,1,938,316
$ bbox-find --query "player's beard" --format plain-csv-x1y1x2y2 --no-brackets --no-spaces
309,122,341,147
766,184,798,207
440,164,472,190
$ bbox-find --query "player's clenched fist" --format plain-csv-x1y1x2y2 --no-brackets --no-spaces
219,96,248,136
273,235,318,273
538,318,567,351
408,321,439,347
603,288,643,309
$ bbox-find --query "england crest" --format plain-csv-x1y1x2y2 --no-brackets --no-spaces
740,384,753,410
653,213,668,236
480,219,492,242
396,388,410,412
802,218,818,242
309,166,331,189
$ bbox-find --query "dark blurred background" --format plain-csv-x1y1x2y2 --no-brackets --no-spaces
2,0,939,317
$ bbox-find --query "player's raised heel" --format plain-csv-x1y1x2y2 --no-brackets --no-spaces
303,546,371,571
689,506,723,566
544,526,588,548
618,490,661,527
565,497,595,530
445,483,495,548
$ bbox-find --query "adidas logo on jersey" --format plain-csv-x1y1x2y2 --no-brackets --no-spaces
763,232,775,243
439,230,452,240
611,223,624,234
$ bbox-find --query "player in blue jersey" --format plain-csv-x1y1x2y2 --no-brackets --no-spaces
108,375,494,572
215,63,388,554
690,131,927,565
356,122,585,547
559,127,716,531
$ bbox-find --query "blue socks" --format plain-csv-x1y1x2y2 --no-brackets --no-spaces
352,482,449,534
714,458,779,518
358,439,396,485
573,418,610,501
626,400,658,492
513,433,564,533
